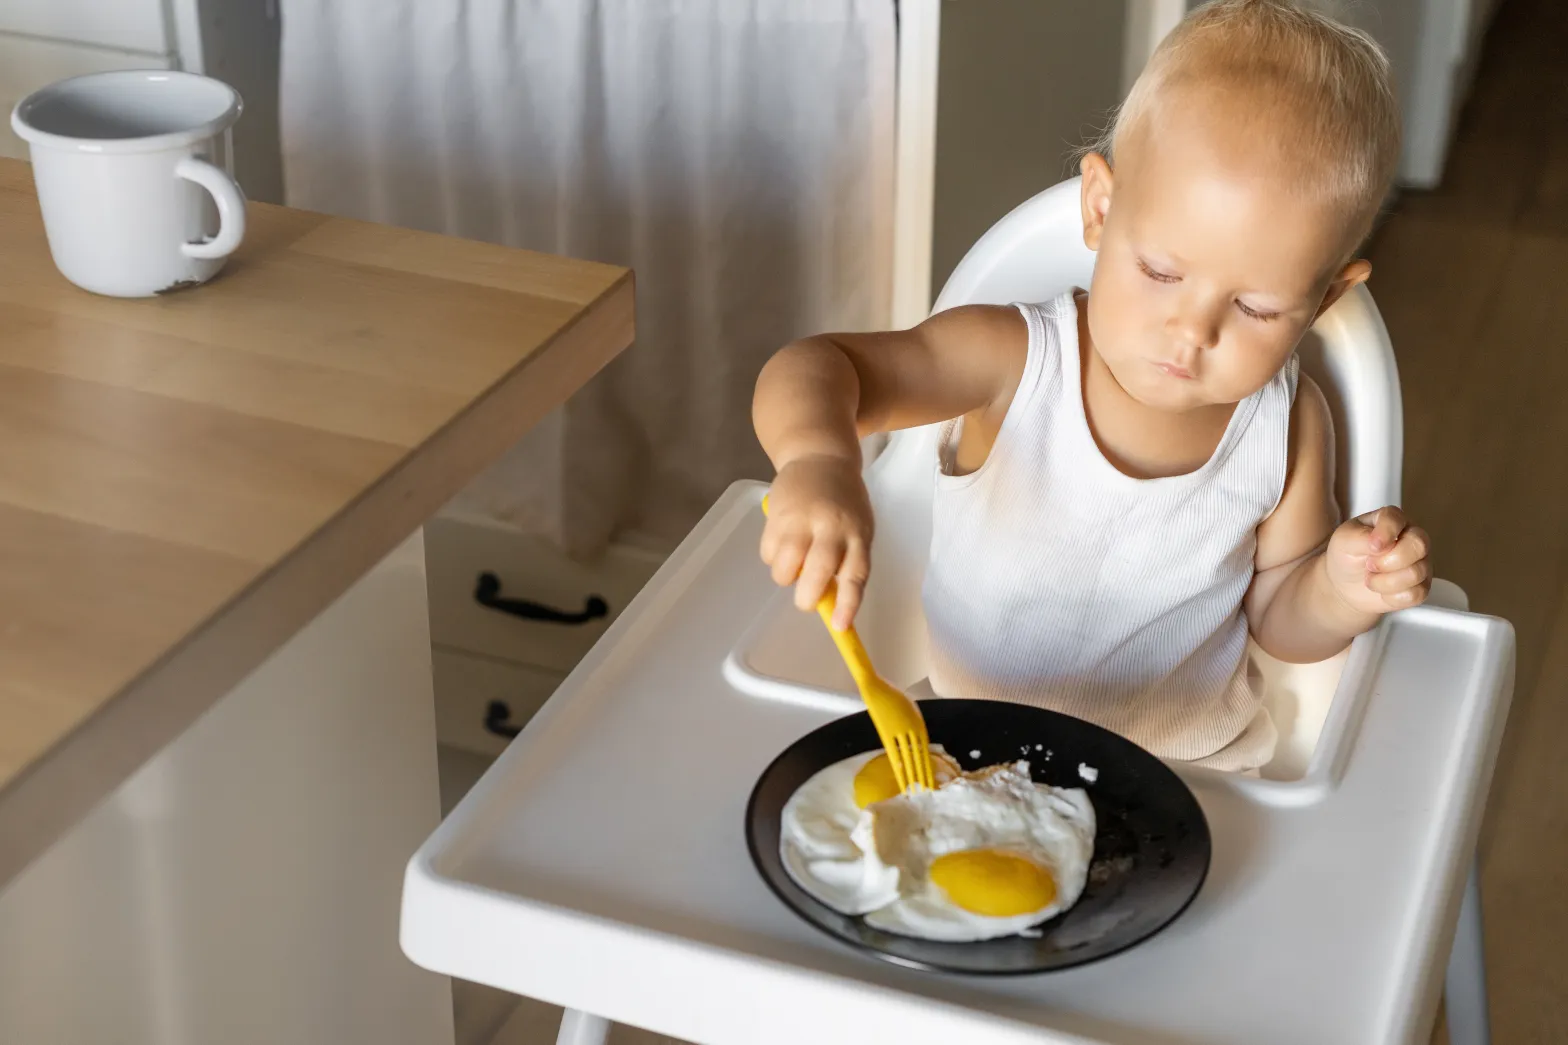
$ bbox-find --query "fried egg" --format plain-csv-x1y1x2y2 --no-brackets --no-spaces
779,753,1095,942
777,747,960,914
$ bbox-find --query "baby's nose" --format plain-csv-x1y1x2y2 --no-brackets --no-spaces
1165,307,1221,355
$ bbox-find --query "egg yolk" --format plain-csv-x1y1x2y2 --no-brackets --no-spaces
852,752,958,807
928,849,1057,917
852,755,903,808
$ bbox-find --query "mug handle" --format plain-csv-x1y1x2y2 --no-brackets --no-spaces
175,156,246,260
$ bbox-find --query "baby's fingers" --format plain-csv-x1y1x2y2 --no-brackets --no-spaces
766,528,809,588
1365,505,1408,554
1365,559,1432,604
795,536,846,615
1369,525,1430,574
829,538,871,630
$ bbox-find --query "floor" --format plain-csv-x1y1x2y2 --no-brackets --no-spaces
448,1,1565,1041
1367,0,1568,1041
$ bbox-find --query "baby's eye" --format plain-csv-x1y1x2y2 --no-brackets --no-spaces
1137,259,1178,283
1236,300,1282,322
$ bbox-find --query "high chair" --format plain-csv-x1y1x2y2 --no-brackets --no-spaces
401,179,1515,1045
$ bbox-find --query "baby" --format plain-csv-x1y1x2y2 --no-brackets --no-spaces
750,0,1432,772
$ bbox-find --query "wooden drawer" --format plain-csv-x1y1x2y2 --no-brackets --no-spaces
425,514,665,673
431,647,564,758
0,35,173,161
0,0,169,55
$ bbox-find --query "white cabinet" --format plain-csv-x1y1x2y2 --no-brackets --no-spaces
0,0,169,54
424,514,666,757
0,0,180,161
0,0,284,202
0,533,454,1045
432,649,565,759
426,516,665,675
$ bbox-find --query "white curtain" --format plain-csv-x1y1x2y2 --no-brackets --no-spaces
280,0,897,556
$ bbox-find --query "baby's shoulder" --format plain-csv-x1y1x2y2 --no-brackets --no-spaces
923,302,1029,346
916,303,1031,384
1287,373,1331,448
1278,370,1334,495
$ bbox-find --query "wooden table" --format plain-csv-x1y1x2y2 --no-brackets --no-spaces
0,157,633,1043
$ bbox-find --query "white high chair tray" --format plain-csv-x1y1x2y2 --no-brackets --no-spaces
402,483,1514,1045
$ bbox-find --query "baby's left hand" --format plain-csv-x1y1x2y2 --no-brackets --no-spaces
1324,506,1433,615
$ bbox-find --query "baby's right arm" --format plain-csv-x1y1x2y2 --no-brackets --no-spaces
751,304,1027,628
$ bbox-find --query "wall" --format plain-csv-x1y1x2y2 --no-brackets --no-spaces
1455,0,1503,108
1243,0,1500,188
1324,0,1430,183
1055,0,1495,198
180,0,285,203
930,0,1127,292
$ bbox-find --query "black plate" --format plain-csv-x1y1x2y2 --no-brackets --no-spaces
745,700,1211,975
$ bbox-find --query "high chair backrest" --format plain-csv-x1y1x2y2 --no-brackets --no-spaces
856,178,1404,677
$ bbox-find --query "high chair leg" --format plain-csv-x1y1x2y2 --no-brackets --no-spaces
556,1009,611,1045
1444,858,1490,1045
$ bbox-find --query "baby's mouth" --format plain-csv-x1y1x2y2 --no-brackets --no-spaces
1152,361,1196,380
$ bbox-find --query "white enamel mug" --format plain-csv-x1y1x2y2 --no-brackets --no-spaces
11,70,246,297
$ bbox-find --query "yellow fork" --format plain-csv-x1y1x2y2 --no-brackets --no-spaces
762,494,935,793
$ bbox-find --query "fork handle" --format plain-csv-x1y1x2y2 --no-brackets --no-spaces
814,582,878,689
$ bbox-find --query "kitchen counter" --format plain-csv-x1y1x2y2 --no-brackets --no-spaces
0,156,633,888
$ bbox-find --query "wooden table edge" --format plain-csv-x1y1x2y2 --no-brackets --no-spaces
0,272,635,889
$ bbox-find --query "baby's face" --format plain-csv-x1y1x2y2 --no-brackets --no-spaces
1078,114,1368,413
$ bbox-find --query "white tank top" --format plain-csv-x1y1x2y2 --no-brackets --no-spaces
921,293,1296,771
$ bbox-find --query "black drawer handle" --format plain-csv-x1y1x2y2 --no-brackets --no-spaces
484,699,524,739
473,572,609,625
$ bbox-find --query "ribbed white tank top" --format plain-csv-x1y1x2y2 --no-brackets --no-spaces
921,293,1297,771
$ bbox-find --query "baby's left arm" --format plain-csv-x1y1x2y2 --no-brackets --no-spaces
1245,375,1432,663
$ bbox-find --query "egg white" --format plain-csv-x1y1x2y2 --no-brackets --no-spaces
779,754,1097,942
779,750,900,914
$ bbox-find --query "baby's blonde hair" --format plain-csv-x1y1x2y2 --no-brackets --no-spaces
1090,0,1401,235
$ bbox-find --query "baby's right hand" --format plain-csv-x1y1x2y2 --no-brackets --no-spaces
760,455,874,630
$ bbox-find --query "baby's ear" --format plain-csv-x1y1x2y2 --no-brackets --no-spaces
1079,154,1114,251
1315,259,1372,319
